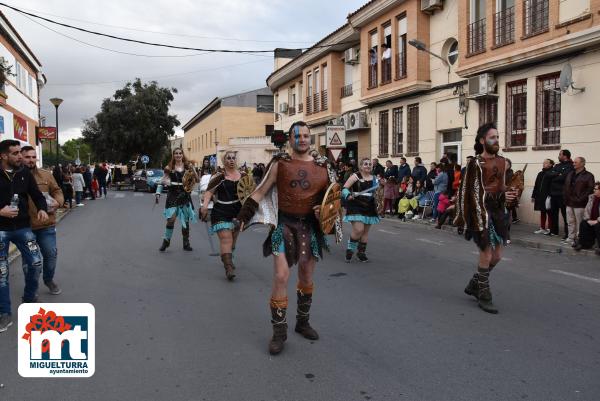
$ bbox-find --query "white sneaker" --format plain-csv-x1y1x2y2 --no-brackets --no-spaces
543,229,551,235
77,203,85,207
534,228,546,234
412,215,421,220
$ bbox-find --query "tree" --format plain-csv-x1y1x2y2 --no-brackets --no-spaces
82,79,179,165
62,138,92,164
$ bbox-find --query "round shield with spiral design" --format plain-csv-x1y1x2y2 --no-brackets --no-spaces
237,175,256,203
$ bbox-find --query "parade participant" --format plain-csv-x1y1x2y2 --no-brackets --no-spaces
155,148,198,252
454,123,517,314
236,121,342,355
342,157,380,263
201,151,244,281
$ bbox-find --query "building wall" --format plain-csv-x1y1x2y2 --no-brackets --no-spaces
184,108,222,163
274,75,304,133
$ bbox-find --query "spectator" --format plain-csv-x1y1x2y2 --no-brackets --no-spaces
252,163,264,185
431,164,448,222
436,192,456,229
383,160,399,215
372,158,385,177
452,164,461,194
344,159,357,182
505,159,519,224
397,157,411,183
408,180,426,219
461,156,474,178
398,177,416,220
548,150,574,238
412,157,427,184
398,176,410,200
83,165,95,200
564,157,595,246
336,162,346,184
94,163,108,198
574,182,600,255
21,146,64,295
426,162,437,191
0,139,49,332
381,43,391,60
62,167,74,209
532,159,555,235
72,167,86,207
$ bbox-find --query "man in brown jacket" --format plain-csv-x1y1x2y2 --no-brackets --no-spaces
21,146,64,295
564,157,595,246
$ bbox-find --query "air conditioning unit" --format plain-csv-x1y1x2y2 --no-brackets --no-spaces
333,116,346,127
346,111,369,131
468,73,497,98
344,48,359,65
421,0,443,13
279,103,289,113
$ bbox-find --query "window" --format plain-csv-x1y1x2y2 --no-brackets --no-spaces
265,125,274,136
447,39,459,65
524,0,549,36
396,15,407,79
288,85,296,115
322,65,328,111
15,61,22,90
307,73,313,114
536,73,561,145
274,93,279,120
382,23,392,84
468,0,486,55
298,81,304,113
368,30,378,89
342,62,353,98
314,68,320,112
392,107,403,155
407,104,419,154
494,0,515,47
506,80,527,147
27,74,33,98
478,97,498,127
378,110,389,156
257,95,274,112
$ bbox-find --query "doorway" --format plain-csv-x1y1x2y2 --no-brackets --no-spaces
440,130,462,165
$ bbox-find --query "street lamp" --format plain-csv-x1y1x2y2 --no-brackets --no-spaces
408,39,450,72
49,98,63,166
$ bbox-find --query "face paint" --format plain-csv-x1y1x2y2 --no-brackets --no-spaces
486,138,498,146
294,125,300,150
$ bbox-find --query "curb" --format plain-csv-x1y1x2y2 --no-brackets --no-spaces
7,208,72,264
380,217,598,258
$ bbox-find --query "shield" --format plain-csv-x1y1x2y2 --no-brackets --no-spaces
237,175,256,203
375,185,385,216
320,182,342,234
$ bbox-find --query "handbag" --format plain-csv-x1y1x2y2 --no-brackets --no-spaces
545,196,552,210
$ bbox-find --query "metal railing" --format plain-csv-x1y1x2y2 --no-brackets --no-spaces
313,93,320,113
381,58,392,84
341,84,353,98
305,96,312,115
396,50,407,79
524,0,549,36
368,64,378,89
321,90,328,111
467,18,486,56
288,106,296,116
298,103,303,113
494,6,515,47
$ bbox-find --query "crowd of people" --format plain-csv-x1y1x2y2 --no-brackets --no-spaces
50,162,111,207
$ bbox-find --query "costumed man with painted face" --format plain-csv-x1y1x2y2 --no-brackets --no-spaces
342,157,380,262
236,121,342,355
201,151,244,281
454,123,518,314
155,148,198,252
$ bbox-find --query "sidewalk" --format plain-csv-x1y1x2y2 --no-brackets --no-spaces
7,207,71,263
381,215,599,257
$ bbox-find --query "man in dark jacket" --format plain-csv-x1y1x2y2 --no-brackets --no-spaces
83,165,95,200
0,140,48,333
397,157,411,183
426,162,437,191
372,158,385,178
547,150,574,238
564,157,595,245
411,157,427,184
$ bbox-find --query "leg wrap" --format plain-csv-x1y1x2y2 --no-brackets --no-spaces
296,283,314,323
164,223,174,240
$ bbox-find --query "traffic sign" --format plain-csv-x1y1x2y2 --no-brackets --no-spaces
326,125,346,149
141,155,150,164
74,158,81,166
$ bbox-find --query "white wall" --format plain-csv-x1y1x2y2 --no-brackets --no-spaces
0,106,13,141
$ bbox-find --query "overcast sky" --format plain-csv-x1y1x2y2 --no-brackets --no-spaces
2,0,367,143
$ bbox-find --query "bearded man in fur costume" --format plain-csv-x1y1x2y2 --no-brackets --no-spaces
454,123,518,314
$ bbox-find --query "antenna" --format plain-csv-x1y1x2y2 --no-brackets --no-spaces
559,63,585,94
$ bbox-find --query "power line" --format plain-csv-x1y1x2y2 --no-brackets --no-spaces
0,3,356,53
5,3,316,44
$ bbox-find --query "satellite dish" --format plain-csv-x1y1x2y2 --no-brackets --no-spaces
559,63,585,94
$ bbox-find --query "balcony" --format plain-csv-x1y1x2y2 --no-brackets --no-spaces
396,50,407,79
467,18,487,56
288,106,296,116
305,96,312,115
523,0,549,37
298,103,303,113
313,93,320,113
368,63,378,89
381,58,392,84
494,7,515,48
341,84,353,98
321,90,328,111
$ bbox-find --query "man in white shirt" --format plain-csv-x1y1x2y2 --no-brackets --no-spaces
382,43,392,60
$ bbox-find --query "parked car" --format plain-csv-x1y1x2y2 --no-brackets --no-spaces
133,169,164,192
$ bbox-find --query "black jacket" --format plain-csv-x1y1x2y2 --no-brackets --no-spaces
412,164,427,184
548,160,574,197
83,170,92,186
426,170,436,191
397,163,411,182
384,165,398,180
532,168,553,211
0,166,47,231
373,163,385,178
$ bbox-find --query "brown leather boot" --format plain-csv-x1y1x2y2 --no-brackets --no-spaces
464,273,479,299
269,306,287,355
477,268,498,314
221,253,236,281
295,288,319,340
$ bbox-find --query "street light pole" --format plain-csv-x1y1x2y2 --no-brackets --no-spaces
50,98,63,166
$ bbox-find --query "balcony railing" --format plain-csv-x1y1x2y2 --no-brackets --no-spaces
313,93,320,113
396,50,407,79
288,106,296,116
381,58,392,84
494,6,515,47
467,18,486,56
368,63,378,89
524,0,549,37
341,84,353,98
321,90,328,111
298,103,303,113
305,96,312,115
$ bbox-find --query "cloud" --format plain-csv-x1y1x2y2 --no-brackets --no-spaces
3,0,367,145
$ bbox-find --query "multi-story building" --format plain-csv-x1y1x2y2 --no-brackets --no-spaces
0,12,46,161
267,0,600,225
170,136,184,152
182,87,275,166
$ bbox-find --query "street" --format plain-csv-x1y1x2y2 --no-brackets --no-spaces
1,193,599,401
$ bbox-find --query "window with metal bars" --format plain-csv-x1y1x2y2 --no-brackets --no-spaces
506,80,527,147
536,73,561,146
407,104,419,154
392,107,403,155
478,97,498,127
379,110,389,157
524,0,549,37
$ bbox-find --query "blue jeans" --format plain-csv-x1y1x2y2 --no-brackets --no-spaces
75,191,83,204
0,228,42,315
432,192,441,218
24,227,57,284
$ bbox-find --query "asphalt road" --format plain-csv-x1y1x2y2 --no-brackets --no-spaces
1,192,599,401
